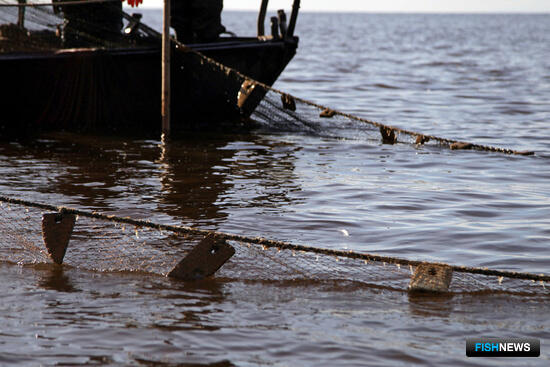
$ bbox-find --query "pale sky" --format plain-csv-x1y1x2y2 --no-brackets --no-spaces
137,0,550,13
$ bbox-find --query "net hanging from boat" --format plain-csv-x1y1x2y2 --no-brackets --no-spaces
0,0,156,51
0,195,548,295
186,46,535,156
171,31,534,156
0,0,536,155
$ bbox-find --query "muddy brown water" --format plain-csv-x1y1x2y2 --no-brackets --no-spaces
0,12,549,366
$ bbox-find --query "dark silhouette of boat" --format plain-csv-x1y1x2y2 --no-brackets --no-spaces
0,0,300,136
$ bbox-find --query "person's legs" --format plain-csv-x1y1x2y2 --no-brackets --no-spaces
191,0,225,42
63,1,122,46
171,0,194,43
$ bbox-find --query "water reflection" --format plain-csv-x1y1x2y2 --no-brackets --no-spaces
154,134,236,224
37,265,79,293
0,132,302,228
408,292,454,318
219,138,302,210
151,278,229,332
154,134,302,224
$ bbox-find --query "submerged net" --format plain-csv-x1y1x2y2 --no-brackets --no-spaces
182,37,535,156
0,202,187,274
1,196,548,295
221,59,535,156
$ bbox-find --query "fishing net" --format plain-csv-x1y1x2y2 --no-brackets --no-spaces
0,0,535,154
0,202,186,274
0,2,544,295
1,197,547,295
245,74,535,155
0,0,156,52
179,32,534,155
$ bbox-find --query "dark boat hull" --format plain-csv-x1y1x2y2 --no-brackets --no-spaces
0,37,297,136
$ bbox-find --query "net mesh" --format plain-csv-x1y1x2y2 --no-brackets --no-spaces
0,202,190,274
249,86,536,155
0,1,534,155
254,90,391,142
0,2,544,295
0,0,155,52
1,199,547,295
176,37,533,155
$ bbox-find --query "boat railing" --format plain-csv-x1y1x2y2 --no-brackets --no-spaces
257,0,300,39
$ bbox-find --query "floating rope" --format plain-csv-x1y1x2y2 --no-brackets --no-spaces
0,195,547,283
162,38,536,156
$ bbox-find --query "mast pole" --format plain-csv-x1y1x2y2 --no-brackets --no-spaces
161,0,171,139
17,0,26,29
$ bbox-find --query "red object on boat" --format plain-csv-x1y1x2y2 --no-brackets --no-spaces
124,0,142,8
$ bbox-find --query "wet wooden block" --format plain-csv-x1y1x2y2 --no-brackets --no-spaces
237,79,257,109
42,213,76,265
319,108,336,118
409,264,453,293
237,79,265,115
281,94,296,111
415,135,430,145
450,142,473,150
168,234,235,281
380,126,397,144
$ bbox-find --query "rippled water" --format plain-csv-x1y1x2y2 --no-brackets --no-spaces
1,11,549,366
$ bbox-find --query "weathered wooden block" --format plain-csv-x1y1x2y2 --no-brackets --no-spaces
168,234,235,281
319,108,336,118
236,79,266,115
415,135,430,145
409,264,453,293
380,126,397,144
42,213,76,265
281,93,296,111
450,142,473,150
237,79,256,109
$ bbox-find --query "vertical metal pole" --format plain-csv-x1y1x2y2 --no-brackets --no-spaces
162,0,171,139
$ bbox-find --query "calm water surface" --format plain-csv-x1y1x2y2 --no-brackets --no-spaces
0,11,549,366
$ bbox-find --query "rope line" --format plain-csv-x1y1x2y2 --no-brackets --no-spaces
1,195,547,282
0,2,537,156
170,42,536,156
118,20,536,157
